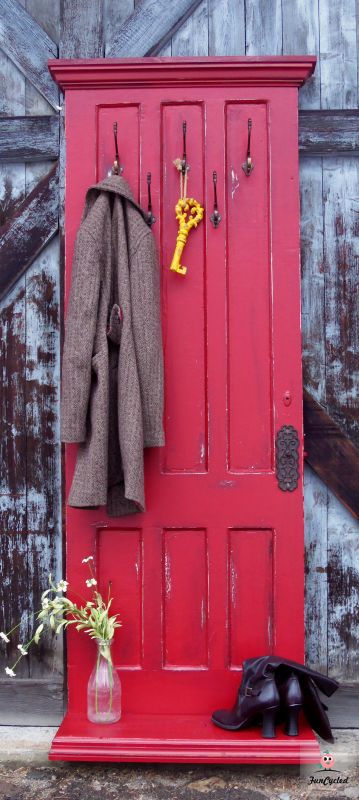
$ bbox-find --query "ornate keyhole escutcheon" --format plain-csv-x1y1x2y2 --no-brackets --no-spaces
275,425,300,491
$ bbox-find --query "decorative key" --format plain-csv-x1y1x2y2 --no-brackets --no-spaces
169,197,204,276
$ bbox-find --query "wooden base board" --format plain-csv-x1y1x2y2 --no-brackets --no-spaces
49,712,321,764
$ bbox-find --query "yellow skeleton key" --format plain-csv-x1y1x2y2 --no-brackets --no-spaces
169,198,204,276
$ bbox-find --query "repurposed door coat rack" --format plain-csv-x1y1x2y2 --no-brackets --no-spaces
48,56,317,764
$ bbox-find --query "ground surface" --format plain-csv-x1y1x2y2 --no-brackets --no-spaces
0,728,357,800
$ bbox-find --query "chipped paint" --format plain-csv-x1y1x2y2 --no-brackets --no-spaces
230,168,239,199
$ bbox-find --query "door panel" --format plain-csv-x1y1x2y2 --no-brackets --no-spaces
226,103,273,471
64,85,304,718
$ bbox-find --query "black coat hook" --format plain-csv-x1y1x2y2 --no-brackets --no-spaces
146,172,156,227
112,122,123,174
210,171,221,228
242,118,254,176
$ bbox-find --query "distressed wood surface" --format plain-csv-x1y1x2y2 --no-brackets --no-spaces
60,0,104,57
0,116,59,162
319,0,357,109
323,157,359,446
304,389,359,519
304,466,328,674
0,0,359,703
2,112,358,163
0,0,59,109
282,0,320,108
171,0,208,56
106,0,203,57
0,163,59,301
0,680,64,724
208,0,245,56
299,110,359,155
328,495,359,682
245,0,283,55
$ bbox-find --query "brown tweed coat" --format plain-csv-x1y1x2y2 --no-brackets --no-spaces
60,175,164,516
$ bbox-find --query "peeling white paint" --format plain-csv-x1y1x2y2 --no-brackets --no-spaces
164,552,171,597
231,168,240,199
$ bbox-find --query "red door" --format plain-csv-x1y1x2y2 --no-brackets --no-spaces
49,57,318,763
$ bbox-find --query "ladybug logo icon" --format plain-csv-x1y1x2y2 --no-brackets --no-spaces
320,752,335,770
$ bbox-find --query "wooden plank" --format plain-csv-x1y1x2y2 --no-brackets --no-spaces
26,0,60,45
323,157,359,446
282,0,320,109
3,111,357,162
0,534,31,678
319,0,357,109
300,158,325,401
326,684,359,728
327,494,359,682
0,680,64,725
0,0,59,109
208,0,245,56
60,0,104,57
303,390,359,519
0,116,59,162
245,0,283,55
299,110,359,155
304,466,328,675
106,0,204,57
0,163,59,302
25,240,63,679
104,0,134,54
171,0,208,56
25,0,60,115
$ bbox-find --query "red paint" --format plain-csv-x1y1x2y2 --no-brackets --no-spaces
48,56,318,763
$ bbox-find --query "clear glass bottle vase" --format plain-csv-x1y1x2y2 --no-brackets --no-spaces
87,639,121,723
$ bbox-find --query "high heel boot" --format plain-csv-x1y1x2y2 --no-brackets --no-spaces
278,671,303,736
212,659,280,738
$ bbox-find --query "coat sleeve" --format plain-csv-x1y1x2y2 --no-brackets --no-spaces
130,231,165,448
60,228,101,443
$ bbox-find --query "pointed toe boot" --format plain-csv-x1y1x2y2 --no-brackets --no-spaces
212,670,280,738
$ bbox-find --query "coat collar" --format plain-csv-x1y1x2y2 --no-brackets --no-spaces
86,174,148,222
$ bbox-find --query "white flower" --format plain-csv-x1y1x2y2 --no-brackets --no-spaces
82,556,94,564
17,644,28,656
42,597,50,609
5,667,16,677
85,578,97,587
56,580,69,593
0,632,10,643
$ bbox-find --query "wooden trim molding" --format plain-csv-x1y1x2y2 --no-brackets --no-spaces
304,390,359,520
48,56,316,91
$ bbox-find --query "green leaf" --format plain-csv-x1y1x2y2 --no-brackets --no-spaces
34,623,44,644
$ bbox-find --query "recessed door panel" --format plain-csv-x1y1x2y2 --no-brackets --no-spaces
161,103,207,474
226,103,273,472
228,529,273,667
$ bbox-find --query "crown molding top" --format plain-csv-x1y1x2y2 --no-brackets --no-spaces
48,56,316,92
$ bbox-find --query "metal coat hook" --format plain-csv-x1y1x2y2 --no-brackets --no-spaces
182,121,187,174
146,172,156,227
112,122,123,174
242,118,254,176
210,171,221,228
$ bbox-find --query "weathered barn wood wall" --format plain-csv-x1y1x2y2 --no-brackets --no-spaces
0,0,358,725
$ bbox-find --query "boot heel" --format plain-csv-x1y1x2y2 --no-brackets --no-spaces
286,705,301,736
262,707,277,738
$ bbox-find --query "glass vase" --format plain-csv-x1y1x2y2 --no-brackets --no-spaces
87,639,121,723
